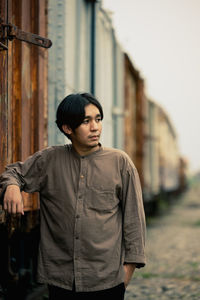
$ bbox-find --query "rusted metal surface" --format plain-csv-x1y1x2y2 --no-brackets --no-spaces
0,40,8,50
0,2,50,295
124,53,146,188
0,0,8,174
135,77,146,189
124,53,138,164
0,0,50,214
0,22,52,48
37,0,48,150
144,99,160,198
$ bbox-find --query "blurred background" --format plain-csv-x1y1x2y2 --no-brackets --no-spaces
0,0,199,299
103,0,200,176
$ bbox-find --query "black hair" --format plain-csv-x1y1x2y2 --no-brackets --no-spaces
56,92,104,140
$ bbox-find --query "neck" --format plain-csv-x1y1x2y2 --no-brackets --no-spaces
72,143,100,157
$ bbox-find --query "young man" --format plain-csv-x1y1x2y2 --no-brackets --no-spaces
0,93,146,300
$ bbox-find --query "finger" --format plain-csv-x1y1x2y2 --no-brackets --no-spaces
20,196,24,215
16,202,24,215
3,201,8,211
7,201,12,214
11,201,17,214
21,199,24,215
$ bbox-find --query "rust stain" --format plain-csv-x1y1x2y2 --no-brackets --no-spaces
1,0,48,218
124,54,146,188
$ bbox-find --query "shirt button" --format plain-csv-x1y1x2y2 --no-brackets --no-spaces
80,175,84,179
76,236,79,240
76,215,80,218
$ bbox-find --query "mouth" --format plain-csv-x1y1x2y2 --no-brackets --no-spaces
89,135,99,140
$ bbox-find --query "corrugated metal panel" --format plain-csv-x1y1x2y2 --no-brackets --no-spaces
145,100,180,196
124,54,137,163
143,100,151,198
75,0,92,92
145,100,160,197
48,0,92,146
123,54,145,188
48,1,124,149
158,107,180,192
150,102,160,195
112,38,124,150
48,0,67,146
135,78,146,188
95,8,114,147
64,0,92,94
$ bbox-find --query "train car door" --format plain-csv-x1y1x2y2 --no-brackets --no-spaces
0,0,52,298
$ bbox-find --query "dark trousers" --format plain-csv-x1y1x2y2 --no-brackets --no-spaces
48,283,125,300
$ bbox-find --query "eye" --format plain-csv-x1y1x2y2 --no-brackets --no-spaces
83,119,89,124
96,118,102,123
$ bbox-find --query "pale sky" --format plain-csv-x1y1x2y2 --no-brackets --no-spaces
102,0,200,174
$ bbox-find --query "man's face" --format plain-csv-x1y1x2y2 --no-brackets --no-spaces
69,104,102,152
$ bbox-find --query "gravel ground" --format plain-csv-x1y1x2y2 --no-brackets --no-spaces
125,183,200,300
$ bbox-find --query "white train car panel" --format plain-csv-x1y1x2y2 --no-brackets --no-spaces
48,0,92,145
95,7,114,147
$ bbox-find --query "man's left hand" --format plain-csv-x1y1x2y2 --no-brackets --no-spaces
124,263,136,288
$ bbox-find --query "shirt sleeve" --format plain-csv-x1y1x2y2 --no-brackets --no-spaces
0,148,49,202
121,155,146,268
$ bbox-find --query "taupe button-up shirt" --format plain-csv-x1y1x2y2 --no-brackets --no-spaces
0,144,146,292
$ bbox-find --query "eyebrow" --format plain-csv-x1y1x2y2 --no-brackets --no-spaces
84,114,101,119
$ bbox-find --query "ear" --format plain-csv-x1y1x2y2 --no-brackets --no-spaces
62,124,72,135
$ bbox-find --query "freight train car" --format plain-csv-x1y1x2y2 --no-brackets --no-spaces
157,104,180,193
124,53,146,189
143,99,160,204
47,0,124,150
143,99,182,215
0,0,51,298
95,6,124,149
123,54,187,215
48,0,94,146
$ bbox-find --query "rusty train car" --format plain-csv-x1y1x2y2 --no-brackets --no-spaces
0,0,51,298
0,0,188,298
124,53,188,215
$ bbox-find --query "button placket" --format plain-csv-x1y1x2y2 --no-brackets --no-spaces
73,157,87,288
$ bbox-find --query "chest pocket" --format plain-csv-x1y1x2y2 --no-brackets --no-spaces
86,188,119,212
86,162,118,192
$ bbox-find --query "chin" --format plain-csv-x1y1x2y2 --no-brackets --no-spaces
89,141,99,147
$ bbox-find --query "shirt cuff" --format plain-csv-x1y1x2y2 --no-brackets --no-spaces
124,253,146,268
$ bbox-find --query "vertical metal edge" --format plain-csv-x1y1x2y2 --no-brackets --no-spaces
90,0,96,95
38,0,48,150
21,0,31,161
7,0,12,165
112,29,117,148
11,0,22,163
0,0,8,173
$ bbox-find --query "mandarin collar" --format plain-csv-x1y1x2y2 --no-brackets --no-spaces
68,143,103,159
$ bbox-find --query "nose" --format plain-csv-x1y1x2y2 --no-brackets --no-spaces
90,120,98,131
